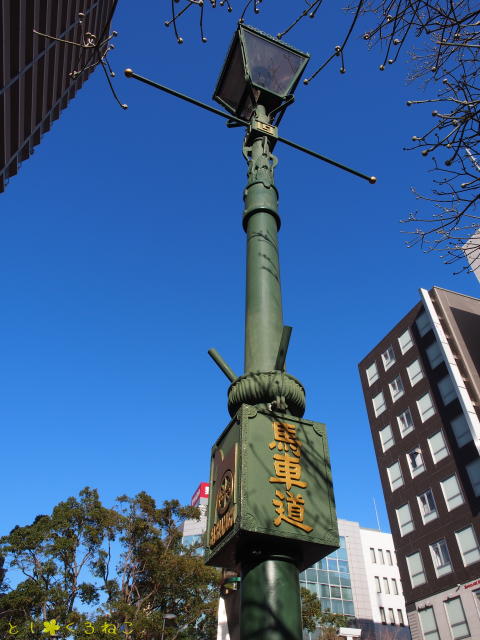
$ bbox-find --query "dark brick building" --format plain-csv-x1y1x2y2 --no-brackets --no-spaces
359,287,480,640
1,0,116,192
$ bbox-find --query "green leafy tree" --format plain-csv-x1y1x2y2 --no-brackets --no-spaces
95,492,219,640
0,488,118,638
0,489,219,640
300,587,349,636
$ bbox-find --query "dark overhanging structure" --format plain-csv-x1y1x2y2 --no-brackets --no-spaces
0,0,117,193
125,22,376,640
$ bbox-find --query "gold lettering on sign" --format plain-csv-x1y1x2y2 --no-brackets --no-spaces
269,421,313,533
209,506,235,547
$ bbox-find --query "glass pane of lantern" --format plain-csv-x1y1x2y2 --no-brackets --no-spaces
216,38,246,113
243,30,305,97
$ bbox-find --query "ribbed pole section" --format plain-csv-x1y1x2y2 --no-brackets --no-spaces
243,106,283,374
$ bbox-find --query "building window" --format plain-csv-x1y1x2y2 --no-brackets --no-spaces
397,609,404,625
384,578,391,595
387,461,404,491
438,375,457,406
466,458,480,497
370,547,376,563
397,408,414,437
426,340,443,369
396,503,415,536
417,392,435,422
382,345,396,370
407,359,423,386
392,578,399,595
375,576,381,593
386,550,393,565
373,391,387,417
406,551,426,587
407,447,425,477
378,549,384,564
379,425,395,452
418,489,438,524
398,329,413,354
430,539,453,577
418,607,440,640
441,475,464,511
473,589,480,613
379,606,386,624
416,309,432,337
299,543,355,618
388,608,395,624
366,362,379,386
389,376,404,402
451,414,473,448
444,597,470,639
428,430,449,463
455,526,480,566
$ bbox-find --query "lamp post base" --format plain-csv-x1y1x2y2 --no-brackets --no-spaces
240,554,302,640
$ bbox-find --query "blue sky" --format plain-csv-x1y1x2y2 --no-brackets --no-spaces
1,1,479,538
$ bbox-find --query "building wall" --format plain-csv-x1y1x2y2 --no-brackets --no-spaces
340,520,372,624
300,520,410,640
300,524,357,619
462,229,480,284
411,579,480,640
1,0,116,191
359,528,407,628
182,481,209,547
359,287,480,640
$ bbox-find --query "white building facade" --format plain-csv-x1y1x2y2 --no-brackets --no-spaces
300,519,410,639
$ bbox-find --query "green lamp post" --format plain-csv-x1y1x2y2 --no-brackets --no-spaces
124,22,375,640
205,25,339,640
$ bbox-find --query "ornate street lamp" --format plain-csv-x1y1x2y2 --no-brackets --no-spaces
213,24,309,123
124,22,375,640
206,25,339,640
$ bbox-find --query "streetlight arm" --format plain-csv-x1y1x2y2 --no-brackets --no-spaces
277,134,377,183
124,69,377,184
124,69,249,126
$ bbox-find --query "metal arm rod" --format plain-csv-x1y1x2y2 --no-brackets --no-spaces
124,69,376,184
124,69,249,126
274,326,292,372
277,134,377,184
208,348,237,382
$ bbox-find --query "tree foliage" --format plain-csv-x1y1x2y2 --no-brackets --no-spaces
300,587,349,635
0,489,219,640
162,0,480,271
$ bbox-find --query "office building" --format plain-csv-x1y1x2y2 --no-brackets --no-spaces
1,0,117,192
182,486,409,639
463,230,480,283
359,287,480,640
300,519,409,639
182,481,209,549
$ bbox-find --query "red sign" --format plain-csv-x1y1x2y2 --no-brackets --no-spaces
464,579,480,589
191,482,209,506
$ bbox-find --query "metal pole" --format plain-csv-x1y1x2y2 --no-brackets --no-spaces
243,105,283,373
240,105,302,640
241,554,302,640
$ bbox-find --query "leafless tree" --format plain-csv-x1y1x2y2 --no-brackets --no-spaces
34,3,127,110
164,0,480,273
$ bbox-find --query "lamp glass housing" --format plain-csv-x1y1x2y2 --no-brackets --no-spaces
213,24,309,122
